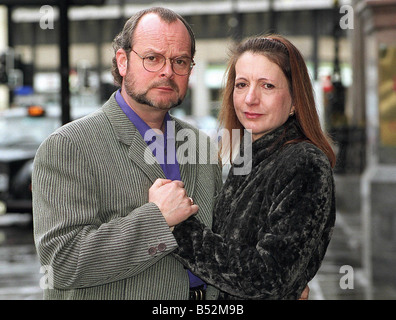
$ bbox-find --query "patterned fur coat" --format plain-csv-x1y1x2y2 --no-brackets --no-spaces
172,118,336,300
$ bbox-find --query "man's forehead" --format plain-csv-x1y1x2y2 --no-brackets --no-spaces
133,14,191,54
136,13,181,35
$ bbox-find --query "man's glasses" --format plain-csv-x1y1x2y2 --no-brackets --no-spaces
131,49,195,76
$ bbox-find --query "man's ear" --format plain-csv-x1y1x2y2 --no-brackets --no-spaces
116,49,128,77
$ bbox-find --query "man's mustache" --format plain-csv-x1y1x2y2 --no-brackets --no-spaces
150,80,179,93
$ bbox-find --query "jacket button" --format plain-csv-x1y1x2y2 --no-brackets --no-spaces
158,243,167,252
148,246,157,256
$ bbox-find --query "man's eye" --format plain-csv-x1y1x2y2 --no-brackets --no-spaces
175,59,187,66
146,54,160,62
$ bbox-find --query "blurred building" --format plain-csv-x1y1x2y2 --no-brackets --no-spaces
2,0,352,117
351,0,396,296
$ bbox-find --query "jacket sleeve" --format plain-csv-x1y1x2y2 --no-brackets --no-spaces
172,150,335,299
32,133,177,289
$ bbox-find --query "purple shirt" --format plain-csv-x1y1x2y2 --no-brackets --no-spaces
115,90,205,289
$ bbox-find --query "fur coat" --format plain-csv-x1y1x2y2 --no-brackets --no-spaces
172,118,336,300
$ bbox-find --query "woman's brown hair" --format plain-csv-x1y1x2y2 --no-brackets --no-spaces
218,35,336,168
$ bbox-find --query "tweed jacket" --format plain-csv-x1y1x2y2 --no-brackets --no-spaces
172,118,336,299
32,93,222,300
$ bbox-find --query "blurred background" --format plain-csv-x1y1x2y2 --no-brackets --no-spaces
0,0,396,300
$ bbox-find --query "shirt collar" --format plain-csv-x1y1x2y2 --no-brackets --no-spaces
115,89,172,143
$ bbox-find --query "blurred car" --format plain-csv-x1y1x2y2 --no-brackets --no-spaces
0,104,98,214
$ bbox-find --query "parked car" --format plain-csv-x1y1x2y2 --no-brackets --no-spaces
0,104,98,214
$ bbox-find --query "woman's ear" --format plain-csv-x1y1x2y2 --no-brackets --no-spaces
116,49,128,77
289,105,296,116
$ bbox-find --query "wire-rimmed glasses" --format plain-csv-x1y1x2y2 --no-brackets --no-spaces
131,49,195,76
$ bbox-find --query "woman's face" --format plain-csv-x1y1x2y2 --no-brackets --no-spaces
233,51,294,141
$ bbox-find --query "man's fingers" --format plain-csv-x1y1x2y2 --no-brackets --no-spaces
151,178,172,189
149,179,197,226
170,180,184,188
190,204,199,215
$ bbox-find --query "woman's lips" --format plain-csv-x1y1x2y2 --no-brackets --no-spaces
244,112,262,119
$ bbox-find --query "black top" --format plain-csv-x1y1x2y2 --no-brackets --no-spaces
172,118,336,300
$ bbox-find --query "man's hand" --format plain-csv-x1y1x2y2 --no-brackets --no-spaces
298,285,310,300
149,179,198,227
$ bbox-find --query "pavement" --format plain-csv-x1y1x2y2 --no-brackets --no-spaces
310,210,396,300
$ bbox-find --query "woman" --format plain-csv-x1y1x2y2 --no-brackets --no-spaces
171,35,336,300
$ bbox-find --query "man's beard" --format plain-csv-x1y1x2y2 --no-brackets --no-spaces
124,74,184,111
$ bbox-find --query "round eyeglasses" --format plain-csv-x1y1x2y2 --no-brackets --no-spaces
131,49,195,76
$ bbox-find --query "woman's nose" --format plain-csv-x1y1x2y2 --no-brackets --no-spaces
245,87,259,105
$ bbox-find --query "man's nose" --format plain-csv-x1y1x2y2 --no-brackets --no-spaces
160,59,175,78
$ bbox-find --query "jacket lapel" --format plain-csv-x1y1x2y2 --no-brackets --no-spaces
103,93,165,184
103,93,198,192
174,118,197,198
127,130,166,183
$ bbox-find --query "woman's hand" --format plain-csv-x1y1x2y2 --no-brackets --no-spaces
298,285,310,300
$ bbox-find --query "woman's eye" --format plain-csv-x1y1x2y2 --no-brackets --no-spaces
263,83,274,89
235,83,247,89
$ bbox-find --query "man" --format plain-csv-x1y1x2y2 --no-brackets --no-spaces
32,7,222,300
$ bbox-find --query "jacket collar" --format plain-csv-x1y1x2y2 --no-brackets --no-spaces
251,117,303,162
102,92,197,197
